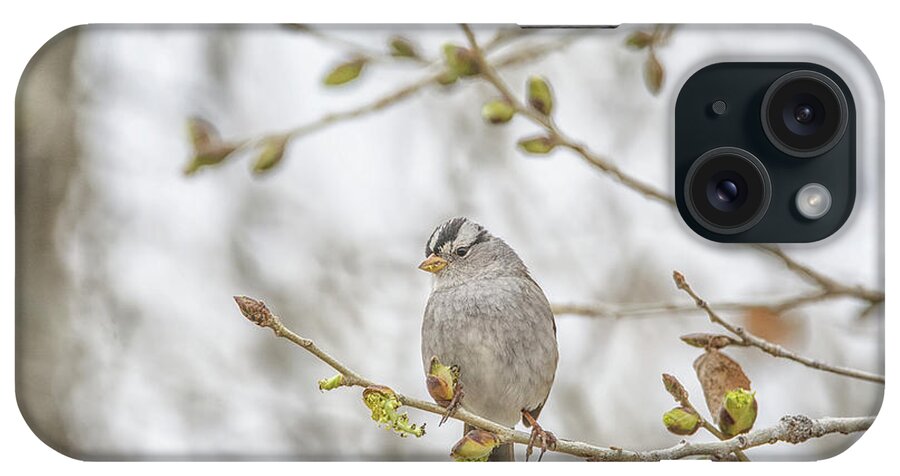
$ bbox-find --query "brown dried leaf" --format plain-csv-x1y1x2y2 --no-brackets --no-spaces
693,349,752,424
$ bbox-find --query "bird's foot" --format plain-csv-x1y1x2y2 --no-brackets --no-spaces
439,382,464,426
522,410,557,462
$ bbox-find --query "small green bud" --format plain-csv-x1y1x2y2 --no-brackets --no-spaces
184,144,238,175
389,36,419,59
187,117,216,150
184,117,238,175
662,406,701,436
527,76,554,116
362,385,425,438
451,429,501,462
426,356,457,405
252,136,288,174
323,58,367,86
517,135,557,155
625,31,654,49
481,99,516,124
644,52,664,95
318,374,344,391
436,70,459,86
719,389,758,437
442,44,480,77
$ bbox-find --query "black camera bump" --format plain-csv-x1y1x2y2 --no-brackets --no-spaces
675,63,856,243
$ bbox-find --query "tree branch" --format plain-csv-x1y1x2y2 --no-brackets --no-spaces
233,295,874,460
672,271,885,384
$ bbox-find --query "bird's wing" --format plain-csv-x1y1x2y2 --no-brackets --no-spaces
524,272,556,335
520,273,557,426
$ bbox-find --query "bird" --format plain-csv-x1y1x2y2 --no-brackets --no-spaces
419,217,559,461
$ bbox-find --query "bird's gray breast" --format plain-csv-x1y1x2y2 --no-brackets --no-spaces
421,276,558,427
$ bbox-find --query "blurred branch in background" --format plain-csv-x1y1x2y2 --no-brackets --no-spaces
233,295,873,461
554,290,848,320
184,28,581,174
672,271,885,384
553,283,880,320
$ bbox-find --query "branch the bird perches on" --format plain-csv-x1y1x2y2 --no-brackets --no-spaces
233,295,873,461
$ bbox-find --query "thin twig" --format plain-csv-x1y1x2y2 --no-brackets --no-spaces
671,272,885,384
458,24,882,315
233,295,873,461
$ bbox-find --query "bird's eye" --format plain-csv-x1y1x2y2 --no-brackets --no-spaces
456,247,469,257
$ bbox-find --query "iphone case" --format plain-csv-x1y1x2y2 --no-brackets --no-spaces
15,24,884,461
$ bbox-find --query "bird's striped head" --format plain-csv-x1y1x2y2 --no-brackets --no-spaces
419,217,526,283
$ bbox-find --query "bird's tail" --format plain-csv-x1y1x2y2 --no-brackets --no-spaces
464,423,514,461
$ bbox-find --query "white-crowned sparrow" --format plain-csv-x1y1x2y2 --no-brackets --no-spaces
419,217,559,461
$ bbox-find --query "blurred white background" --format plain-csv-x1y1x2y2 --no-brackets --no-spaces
15,24,883,460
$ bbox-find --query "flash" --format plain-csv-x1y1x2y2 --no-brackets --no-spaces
795,183,832,220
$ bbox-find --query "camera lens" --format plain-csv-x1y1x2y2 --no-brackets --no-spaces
761,70,848,158
793,104,815,124
707,174,747,212
716,180,738,202
684,147,771,235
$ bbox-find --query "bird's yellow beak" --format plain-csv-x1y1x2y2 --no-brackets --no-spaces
418,254,448,273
